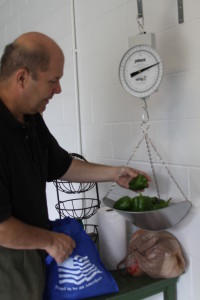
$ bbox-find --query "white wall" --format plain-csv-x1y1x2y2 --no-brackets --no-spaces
0,0,200,299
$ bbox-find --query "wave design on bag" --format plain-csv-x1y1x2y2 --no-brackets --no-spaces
58,255,103,285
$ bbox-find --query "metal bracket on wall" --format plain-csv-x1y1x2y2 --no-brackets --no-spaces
177,0,184,23
137,0,184,24
137,0,143,19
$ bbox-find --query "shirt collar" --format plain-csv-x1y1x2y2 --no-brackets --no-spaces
0,99,32,129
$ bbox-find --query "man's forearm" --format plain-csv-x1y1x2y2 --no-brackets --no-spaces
0,216,52,250
0,217,76,263
60,159,151,190
60,159,118,183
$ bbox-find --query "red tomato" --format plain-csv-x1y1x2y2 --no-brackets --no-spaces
126,260,144,277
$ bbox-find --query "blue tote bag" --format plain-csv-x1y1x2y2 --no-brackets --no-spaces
44,217,119,299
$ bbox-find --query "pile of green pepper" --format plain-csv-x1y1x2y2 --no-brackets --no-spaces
113,174,171,212
113,193,171,212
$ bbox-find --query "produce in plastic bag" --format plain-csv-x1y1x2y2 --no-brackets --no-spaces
118,229,187,278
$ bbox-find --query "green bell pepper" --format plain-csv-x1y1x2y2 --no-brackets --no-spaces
113,194,171,212
113,196,132,211
131,193,153,212
129,174,148,190
151,197,172,210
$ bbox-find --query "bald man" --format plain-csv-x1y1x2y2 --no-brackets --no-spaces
0,32,150,299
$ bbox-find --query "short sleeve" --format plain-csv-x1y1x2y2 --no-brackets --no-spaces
35,114,73,181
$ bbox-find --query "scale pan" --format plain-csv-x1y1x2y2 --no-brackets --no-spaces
103,197,192,231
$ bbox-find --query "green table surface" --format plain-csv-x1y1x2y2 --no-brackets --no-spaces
89,269,178,300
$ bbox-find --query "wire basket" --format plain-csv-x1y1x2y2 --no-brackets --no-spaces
84,224,99,244
55,197,100,220
53,153,98,194
53,180,96,194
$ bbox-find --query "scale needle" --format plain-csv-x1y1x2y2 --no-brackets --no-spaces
130,62,160,78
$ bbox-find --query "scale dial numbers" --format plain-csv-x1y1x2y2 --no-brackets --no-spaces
119,45,163,98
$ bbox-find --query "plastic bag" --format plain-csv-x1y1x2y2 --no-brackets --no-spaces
119,229,186,278
43,217,119,299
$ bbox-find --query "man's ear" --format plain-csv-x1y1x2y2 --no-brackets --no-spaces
16,69,29,88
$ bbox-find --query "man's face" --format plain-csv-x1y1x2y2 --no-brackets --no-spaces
23,52,64,114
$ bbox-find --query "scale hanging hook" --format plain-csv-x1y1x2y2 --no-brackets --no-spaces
141,97,150,133
137,15,145,34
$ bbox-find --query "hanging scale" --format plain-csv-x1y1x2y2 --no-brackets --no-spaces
103,30,191,231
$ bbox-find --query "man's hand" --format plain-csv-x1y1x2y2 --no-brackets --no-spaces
45,231,76,263
115,167,151,190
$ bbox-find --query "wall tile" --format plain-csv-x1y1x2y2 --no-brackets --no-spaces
184,0,200,22
27,0,67,13
79,91,93,124
148,72,187,120
0,0,7,5
62,90,78,126
0,27,6,49
176,259,192,300
144,293,162,300
48,125,79,153
185,70,200,119
151,164,189,201
158,120,200,166
19,7,38,32
189,168,200,207
11,0,27,16
189,256,200,299
62,62,75,94
5,14,20,43
82,124,113,159
43,95,65,127
20,0,68,32
89,5,127,53
78,44,128,91
59,35,74,60
157,20,200,74
75,0,128,29
143,0,178,32
46,182,58,220
111,123,133,160
0,0,11,27
169,208,200,258
33,5,72,40
91,85,140,123
77,5,129,91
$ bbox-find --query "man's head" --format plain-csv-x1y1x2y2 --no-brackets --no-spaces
0,32,64,121
0,41,49,81
0,32,63,81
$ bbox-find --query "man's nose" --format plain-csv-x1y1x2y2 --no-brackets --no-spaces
54,81,62,94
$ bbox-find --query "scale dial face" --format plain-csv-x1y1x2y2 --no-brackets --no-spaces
119,45,163,98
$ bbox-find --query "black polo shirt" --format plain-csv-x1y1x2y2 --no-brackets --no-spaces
0,100,72,229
